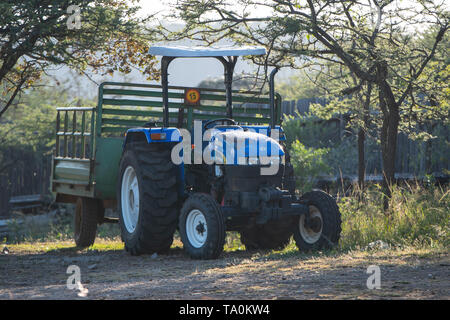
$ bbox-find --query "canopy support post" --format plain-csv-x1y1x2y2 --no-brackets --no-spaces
161,56,175,127
217,56,238,118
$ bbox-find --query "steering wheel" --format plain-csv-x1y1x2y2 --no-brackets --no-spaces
203,118,238,130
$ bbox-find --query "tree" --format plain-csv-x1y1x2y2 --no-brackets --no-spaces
277,69,326,100
0,0,159,118
0,80,70,174
165,0,449,196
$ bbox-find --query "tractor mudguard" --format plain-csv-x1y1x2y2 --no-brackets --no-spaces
123,127,183,147
123,127,186,198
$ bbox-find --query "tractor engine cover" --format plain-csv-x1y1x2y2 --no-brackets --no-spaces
207,130,285,194
206,129,285,167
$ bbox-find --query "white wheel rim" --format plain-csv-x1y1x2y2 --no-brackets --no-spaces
121,166,140,233
299,205,323,244
186,209,207,248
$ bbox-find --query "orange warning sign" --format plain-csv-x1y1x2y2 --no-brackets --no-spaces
184,88,201,105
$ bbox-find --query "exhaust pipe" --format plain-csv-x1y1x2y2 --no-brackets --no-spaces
269,67,279,129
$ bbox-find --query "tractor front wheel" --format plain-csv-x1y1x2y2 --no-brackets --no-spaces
293,190,341,251
179,193,225,259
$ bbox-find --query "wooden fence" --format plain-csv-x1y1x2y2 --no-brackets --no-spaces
0,150,52,217
280,98,449,177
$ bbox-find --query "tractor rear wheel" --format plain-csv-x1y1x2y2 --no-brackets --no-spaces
74,197,103,248
293,190,341,251
117,142,178,255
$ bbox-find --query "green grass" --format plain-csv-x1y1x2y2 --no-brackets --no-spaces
6,239,124,254
5,209,121,244
3,185,449,256
338,183,449,251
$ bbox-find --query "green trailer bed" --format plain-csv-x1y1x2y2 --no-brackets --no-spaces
51,81,282,205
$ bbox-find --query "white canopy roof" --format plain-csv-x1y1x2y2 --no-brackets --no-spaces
148,45,266,57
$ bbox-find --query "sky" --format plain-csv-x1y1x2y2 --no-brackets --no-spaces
136,0,272,19
132,0,290,86
58,0,289,98
137,0,176,17
52,1,265,99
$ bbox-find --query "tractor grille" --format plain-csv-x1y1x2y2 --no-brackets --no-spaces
223,165,284,192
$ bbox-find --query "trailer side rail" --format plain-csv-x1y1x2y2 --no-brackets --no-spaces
51,107,96,199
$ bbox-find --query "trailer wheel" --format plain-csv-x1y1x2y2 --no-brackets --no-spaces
240,219,295,251
74,197,102,248
293,190,341,251
179,193,225,259
117,142,178,255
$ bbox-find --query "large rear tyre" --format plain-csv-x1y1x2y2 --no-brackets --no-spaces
293,190,341,251
117,142,178,255
74,197,103,248
179,193,225,260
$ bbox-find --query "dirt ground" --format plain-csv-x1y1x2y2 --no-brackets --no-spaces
0,242,448,300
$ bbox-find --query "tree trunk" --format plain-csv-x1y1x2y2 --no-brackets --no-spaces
379,101,400,212
380,107,399,194
377,64,400,205
357,83,372,191
357,128,365,190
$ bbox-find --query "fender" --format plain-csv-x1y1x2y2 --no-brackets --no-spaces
123,127,183,149
123,127,185,197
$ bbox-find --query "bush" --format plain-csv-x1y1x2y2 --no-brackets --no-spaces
283,114,340,149
338,184,449,250
283,114,383,176
290,140,331,192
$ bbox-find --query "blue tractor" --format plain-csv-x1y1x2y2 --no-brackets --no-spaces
117,46,341,259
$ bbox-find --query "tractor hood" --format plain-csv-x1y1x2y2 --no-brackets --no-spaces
207,129,285,165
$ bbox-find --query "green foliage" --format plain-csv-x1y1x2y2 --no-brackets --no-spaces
339,185,450,250
0,79,97,173
283,114,371,176
0,0,158,118
289,140,331,192
277,71,326,100
282,114,340,149
1,88,57,150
